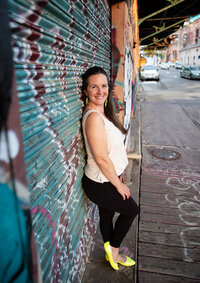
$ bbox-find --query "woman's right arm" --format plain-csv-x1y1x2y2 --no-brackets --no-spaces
85,112,130,200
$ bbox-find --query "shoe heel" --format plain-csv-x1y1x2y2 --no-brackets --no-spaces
104,242,119,271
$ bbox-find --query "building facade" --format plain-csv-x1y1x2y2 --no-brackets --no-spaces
166,17,200,66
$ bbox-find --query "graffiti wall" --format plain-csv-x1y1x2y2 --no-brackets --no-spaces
7,0,111,282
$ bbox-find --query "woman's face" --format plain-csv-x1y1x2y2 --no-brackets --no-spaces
84,73,109,106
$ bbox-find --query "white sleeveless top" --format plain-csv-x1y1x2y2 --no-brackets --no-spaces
82,110,128,183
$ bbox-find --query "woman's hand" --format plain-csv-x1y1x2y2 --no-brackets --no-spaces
116,183,130,200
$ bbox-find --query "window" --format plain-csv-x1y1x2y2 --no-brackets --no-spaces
196,29,200,44
173,50,177,60
191,66,200,71
183,33,188,48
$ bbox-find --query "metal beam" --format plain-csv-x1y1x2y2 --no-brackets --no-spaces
146,15,195,21
144,36,172,48
138,0,185,26
140,17,187,44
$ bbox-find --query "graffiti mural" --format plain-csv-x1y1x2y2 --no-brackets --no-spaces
111,25,125,114
124,45,133,130
7,0,111,281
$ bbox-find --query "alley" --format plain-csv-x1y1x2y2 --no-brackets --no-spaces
138,70,200,282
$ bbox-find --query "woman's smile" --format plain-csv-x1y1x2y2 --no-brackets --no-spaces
95,95,105,101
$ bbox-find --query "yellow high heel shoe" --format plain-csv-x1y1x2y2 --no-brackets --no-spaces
104,242,119,270
105,253,136,267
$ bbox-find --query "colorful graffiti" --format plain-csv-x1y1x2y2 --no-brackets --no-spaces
8,0,111,281
111,25,125,114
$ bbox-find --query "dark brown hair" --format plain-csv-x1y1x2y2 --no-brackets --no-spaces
81,66,127,135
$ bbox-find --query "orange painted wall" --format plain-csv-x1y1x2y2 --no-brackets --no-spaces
111,1,139,130
111,2,126,123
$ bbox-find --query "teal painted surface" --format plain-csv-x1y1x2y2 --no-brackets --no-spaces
0,184,32,283
8,0,111,281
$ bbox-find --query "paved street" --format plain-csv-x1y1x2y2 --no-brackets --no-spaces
138,69,200,282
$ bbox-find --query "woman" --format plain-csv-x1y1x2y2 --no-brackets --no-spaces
81,66,139,271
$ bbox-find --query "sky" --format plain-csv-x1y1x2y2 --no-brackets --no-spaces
188,14,200,22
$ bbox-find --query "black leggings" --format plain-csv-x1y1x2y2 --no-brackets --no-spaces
82,174,139,248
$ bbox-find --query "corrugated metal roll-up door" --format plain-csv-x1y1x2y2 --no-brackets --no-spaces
8,0,111,282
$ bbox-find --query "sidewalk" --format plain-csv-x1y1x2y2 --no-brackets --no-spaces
137,83,200,282
82,92,142,283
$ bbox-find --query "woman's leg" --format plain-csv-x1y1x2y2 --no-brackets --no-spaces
82,175,139,247
110,214,135,247
98,206,115,243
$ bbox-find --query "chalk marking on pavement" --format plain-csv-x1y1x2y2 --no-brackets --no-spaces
165,174,200,262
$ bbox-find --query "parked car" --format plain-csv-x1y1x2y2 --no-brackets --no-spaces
160,62,170,69
140,65,159,81
168,61,175,68
180,65,200,80
175,61,183,69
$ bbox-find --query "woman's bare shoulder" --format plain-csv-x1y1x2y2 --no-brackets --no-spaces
84,111,105,131
84,110,103,121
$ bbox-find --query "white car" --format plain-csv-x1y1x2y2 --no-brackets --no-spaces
140,65,159,81
168,61,175,68
175,62,183,69
160,62,170,69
